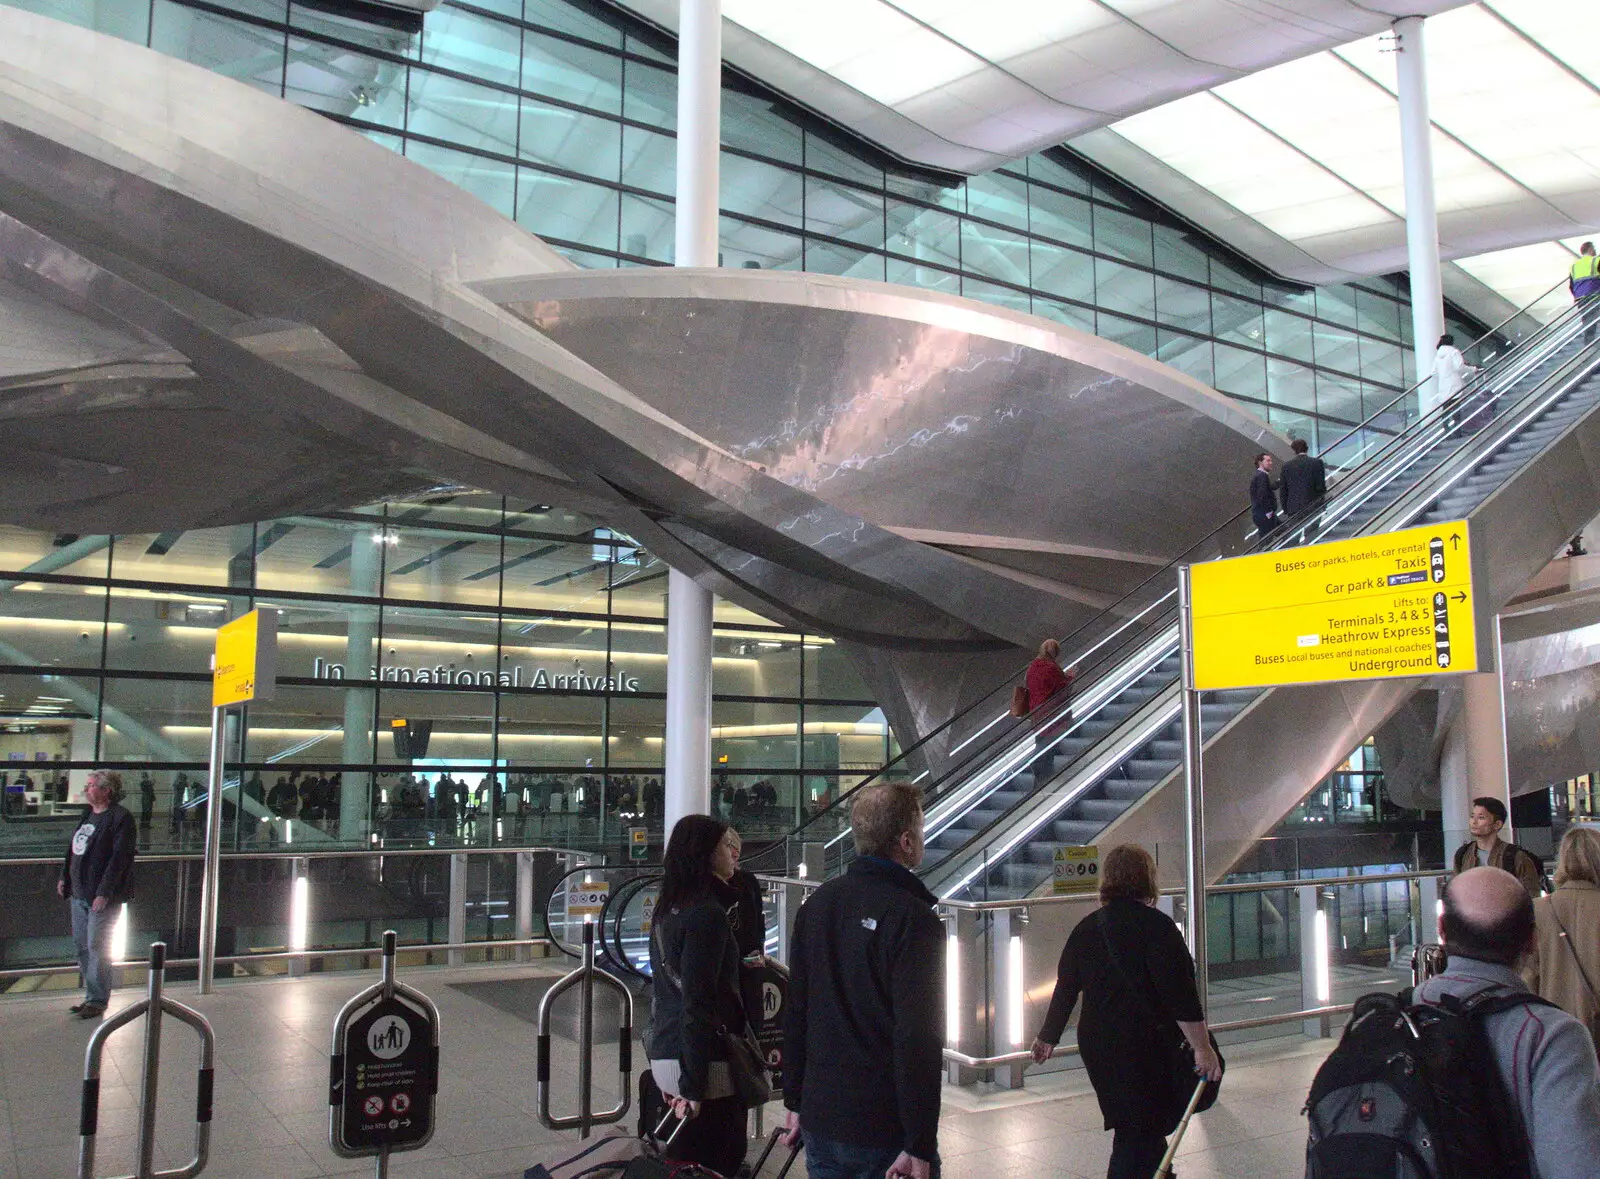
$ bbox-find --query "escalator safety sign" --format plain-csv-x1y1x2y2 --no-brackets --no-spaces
1188,520,1480,691
1053,845,1099,895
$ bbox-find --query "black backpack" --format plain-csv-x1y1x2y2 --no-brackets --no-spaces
1303,986,1556,1179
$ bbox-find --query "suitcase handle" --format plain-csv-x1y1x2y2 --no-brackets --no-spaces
748,1127,801,1179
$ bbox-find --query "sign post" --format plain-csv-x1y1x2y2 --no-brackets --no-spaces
329,931,441,1177
198,608,277,994
627,826,649,862
1178,520,1486,1017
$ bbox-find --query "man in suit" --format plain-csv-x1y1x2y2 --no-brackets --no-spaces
1249,452,1279,537
1278,438,1327,539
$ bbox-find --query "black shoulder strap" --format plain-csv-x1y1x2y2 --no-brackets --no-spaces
1438,985,1561,1021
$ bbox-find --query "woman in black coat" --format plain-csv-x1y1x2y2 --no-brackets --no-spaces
1029,844,1222,1179
648,815,752,1177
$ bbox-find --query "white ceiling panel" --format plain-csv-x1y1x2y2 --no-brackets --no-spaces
609,0,1467,171
609,0,1594,324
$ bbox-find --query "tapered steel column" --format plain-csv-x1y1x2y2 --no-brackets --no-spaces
1395,16,1445,410
664,0,721,834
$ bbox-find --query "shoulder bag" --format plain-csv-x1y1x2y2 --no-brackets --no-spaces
1096,908,1223,1130
653,922,772,1108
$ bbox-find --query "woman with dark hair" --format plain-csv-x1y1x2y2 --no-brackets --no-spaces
648,814,752,1176
1029,844,1222,1179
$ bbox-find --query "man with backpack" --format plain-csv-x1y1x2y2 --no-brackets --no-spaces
1452,796,1544,897
1305,867,1600,1178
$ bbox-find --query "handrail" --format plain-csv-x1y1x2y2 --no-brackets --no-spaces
946,1003,1359,1069
0,844,595,868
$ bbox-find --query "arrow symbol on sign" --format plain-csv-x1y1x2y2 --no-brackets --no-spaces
1450,532,1462,550
1452,591,1467,603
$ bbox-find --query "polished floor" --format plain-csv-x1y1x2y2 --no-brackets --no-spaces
0,961,1332,1178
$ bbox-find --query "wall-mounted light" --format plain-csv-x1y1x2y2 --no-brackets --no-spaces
946,926,960,1045
290,876,310,952
111,906,130,963
1007,931,1025,1048
1313,909,1331,1004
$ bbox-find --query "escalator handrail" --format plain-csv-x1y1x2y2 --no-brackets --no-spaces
746,281,1573,869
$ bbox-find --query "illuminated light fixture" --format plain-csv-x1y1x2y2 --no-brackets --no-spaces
290,876,310,952
1007,932,1025,1048
1313,909,1331,1005
284,820,293,845
796,863,807,879
111,906,129,963
946,927,961,1045
164,626,759,666
0,618,125,631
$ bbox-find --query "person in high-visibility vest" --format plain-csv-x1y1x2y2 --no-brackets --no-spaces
1569,241,1600,344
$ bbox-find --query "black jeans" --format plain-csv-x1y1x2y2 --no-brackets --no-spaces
1107,1128,1168,1179
664,1094,747,1178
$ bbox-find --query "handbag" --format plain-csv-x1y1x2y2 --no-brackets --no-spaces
1095,909,1224,1131
1009,684,1030,717
1547,899,1600,1048
653,923,773,1108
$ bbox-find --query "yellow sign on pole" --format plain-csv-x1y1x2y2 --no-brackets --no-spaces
1189,520,1479,691
212,608,279,707
1053,845,1100,895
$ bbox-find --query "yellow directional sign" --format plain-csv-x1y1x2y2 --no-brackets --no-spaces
212,608,279,707
1189,520,1479,691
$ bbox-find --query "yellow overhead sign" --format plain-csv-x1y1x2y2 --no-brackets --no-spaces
212,608,278,708
1189,521,1479,691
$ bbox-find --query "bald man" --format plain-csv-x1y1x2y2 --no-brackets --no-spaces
1415,868,1600,1178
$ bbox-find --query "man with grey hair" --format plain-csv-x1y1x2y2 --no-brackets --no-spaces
782,783,943,1179
56,770,136,1019
1415,866,1600,1178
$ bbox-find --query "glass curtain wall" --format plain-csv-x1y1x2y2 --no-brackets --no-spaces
0,499,889,858
7,0,1494,449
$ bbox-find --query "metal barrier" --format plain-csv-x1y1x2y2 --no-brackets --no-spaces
0,844,592,987
78,943,216,1179
536,922,634,1138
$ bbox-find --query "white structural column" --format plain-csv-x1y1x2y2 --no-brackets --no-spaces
1439,619,1514,861
1395,16,1446,411
341,533,380,841
663,0,721,837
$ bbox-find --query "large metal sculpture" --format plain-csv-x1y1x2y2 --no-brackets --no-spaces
0,9,1286,754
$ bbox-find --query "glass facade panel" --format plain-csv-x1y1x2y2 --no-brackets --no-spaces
1155,275,1211,336
66,0,1504,452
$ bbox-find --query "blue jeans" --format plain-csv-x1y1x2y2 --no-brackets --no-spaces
70,897,118,1007
804,1133,938,1179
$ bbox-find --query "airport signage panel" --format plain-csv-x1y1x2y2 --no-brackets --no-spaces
1189,520,1479,691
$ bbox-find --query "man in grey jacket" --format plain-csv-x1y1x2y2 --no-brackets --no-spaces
1417,867,1600,1178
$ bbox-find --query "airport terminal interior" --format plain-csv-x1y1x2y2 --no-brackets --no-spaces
3,0,1600,1175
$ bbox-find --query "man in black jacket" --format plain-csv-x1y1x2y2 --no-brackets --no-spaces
782,783,943,1179
1249,452,1279,537
1278,438,1327,524
57,770,136,1018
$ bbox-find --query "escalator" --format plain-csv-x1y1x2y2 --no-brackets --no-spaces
746,286,1600,901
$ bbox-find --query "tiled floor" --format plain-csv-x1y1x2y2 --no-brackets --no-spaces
0,962,1331,1178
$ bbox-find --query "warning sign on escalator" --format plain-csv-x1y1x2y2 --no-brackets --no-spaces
1053,845,1099,895
1188,519,1482,691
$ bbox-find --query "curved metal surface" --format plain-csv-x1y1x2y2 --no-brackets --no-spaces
0,10,1284,755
